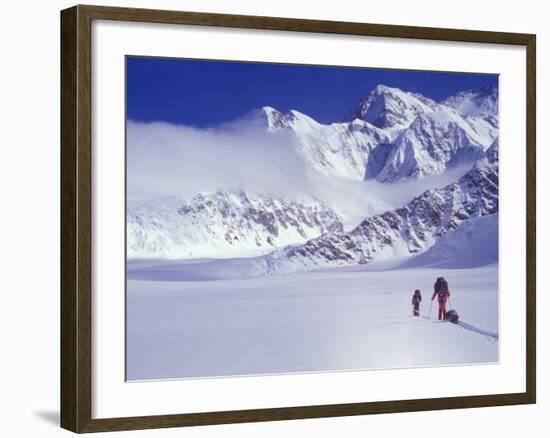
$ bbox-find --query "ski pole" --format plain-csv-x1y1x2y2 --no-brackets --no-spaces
428,300,433,319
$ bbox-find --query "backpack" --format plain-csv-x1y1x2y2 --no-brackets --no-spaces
435,277,448,298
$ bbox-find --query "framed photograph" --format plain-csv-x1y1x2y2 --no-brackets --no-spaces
60,4,536,433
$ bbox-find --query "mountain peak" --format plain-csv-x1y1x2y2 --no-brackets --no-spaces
262,106,292,130
262,106,316,131
350,85,437,129
371,84,401,95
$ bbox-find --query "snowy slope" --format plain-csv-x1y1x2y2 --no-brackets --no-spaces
263,106,391,180
443,84,498,119
127,190,343,259
370,109,497,182
261,140,499,273
401,213,498,268
127,264,498,379
349,84,439,130
264,84,497,183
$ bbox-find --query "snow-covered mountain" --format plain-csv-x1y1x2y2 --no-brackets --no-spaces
264,84,497,183
368,109,497,182
127,83,499,266
443,84,498,119
261,139,499,274
401,213,498,269
349,84,439,130
127,190,343,259
263,106,391,181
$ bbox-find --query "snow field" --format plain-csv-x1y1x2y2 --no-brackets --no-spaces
127,265,498,380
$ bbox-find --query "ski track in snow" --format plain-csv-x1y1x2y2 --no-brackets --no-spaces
455,321,499,341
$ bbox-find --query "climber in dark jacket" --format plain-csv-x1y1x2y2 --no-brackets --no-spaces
412,289,422,317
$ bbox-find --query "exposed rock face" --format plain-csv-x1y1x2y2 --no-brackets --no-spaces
369,110,497,182
127,190,343,259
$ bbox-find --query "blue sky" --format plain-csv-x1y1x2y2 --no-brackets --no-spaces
127,56,498,128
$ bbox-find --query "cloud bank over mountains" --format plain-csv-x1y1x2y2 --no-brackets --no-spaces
127,118,310,201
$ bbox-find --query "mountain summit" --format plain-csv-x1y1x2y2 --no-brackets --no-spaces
349,85,439,130
261,85,497,183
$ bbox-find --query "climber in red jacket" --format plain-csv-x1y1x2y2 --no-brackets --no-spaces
431,277,451,321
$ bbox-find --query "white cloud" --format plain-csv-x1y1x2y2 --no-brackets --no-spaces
305,165,471,229
127,115,310,200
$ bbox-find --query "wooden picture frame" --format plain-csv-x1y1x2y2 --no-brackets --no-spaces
61,4,536,433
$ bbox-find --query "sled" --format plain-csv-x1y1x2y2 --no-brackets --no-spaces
445,309,459,324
